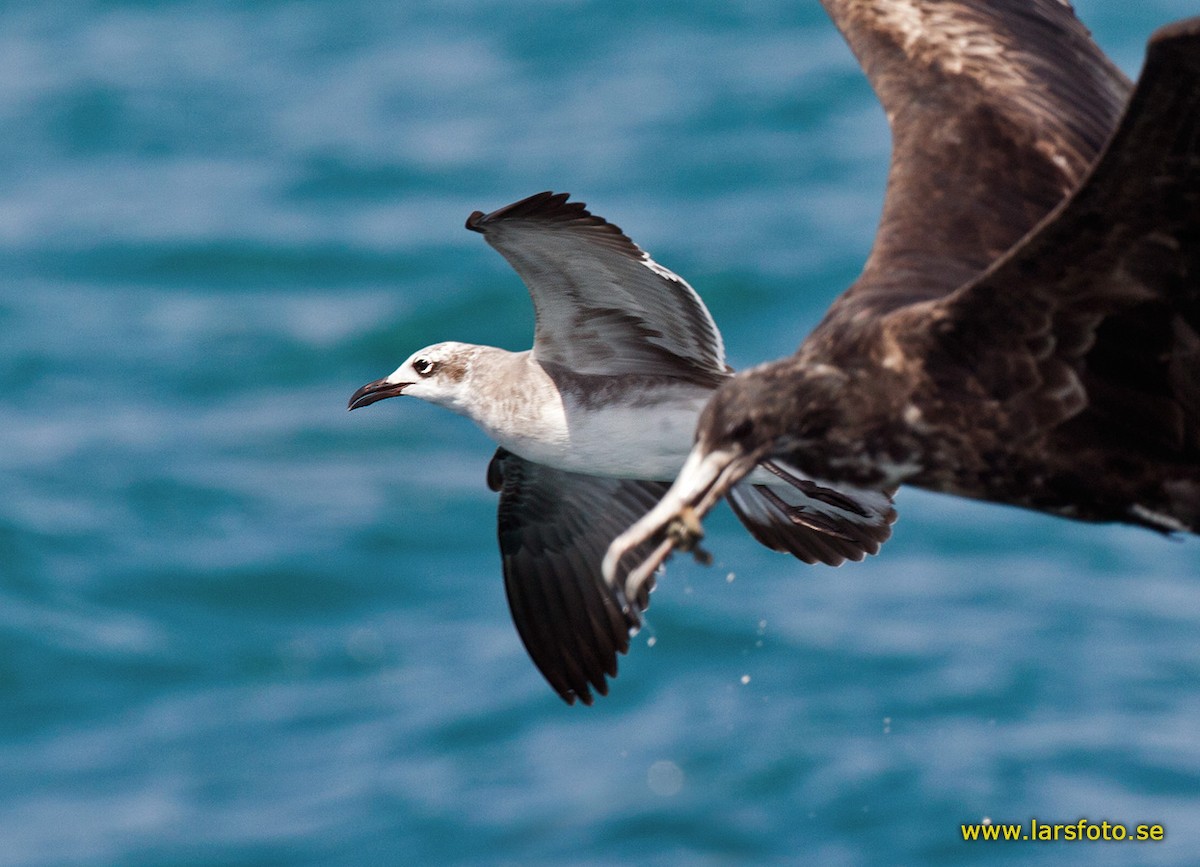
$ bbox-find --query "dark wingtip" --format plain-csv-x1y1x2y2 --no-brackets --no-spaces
463,190,640,236
463,191,649,261
465,209,487,232
465,191,564,233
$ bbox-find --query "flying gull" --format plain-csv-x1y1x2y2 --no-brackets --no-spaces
349,191,894,704
606,6,1200,606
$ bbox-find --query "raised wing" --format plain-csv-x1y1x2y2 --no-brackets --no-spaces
467,192,727,386
920,17,1200,458
817,0,1130,325
488,448,667,705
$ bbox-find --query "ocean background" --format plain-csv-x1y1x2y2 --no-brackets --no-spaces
2,1,1198,864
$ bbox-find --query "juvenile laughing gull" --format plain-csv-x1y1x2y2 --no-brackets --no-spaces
349,192,894,704
606,6,1200,604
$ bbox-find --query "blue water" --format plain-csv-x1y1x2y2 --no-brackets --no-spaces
2,1,1198,864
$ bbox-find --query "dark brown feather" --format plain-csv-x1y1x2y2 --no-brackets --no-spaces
764,15,1200,531
931,18,1200,436
817,0,1130,324
680,11,1200,541
898,16,1200,525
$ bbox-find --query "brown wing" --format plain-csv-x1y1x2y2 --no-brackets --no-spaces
488,449,667,706
726,462,896,566
922,17,1200,457
816,0,1130,325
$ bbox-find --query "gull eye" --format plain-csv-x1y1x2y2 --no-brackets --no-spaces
413,357,437,377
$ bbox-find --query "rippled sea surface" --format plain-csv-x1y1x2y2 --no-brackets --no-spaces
3,1,1198,864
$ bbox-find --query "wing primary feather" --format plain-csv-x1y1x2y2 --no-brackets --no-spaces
490,449,669,704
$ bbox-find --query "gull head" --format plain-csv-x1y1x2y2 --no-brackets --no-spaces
348,341,480,412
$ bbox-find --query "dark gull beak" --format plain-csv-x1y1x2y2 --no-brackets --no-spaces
602,444,756,610
347,378,412,411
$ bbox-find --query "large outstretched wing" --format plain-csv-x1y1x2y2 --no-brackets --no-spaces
817,0,1130,325
488,448,667,706
917,17,1200,458
467,192,727,386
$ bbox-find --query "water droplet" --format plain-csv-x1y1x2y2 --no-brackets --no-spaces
647,760,684,796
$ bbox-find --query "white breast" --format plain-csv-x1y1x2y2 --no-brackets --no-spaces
551,394,712,480
447,349,716,481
